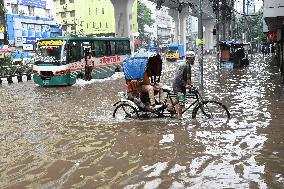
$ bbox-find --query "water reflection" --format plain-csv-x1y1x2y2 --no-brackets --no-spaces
0,54,283,188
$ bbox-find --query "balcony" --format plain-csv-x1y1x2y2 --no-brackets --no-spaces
263,0,284,30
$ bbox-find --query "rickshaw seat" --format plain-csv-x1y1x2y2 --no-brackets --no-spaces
220,50,230,61
127,80,142,97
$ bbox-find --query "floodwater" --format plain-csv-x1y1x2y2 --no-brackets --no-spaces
0,54,284,188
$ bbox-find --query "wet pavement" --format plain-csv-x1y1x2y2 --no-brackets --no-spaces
0,54,284,188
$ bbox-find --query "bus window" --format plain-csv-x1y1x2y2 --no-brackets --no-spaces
69,41,83,62
115,40,130,55
110,41,115,56
90,41,96,57
39,46,61,62
105,41,111,56
94,41,107,57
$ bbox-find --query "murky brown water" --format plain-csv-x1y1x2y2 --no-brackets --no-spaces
1,54,284,188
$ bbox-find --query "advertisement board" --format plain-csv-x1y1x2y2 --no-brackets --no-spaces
23,44,34,51
17,0,46,9
28,24,35,37
35,25,42,38
41,25,50,38
22,23,28,37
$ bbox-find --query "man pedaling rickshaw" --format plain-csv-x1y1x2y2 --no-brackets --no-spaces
167,51,195,120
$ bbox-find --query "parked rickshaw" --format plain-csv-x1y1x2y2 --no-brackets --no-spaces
112,51,230,120
219,41,250,68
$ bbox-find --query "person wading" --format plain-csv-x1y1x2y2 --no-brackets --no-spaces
85,52,94,81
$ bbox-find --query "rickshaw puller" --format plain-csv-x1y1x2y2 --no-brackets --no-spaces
167,51,195,120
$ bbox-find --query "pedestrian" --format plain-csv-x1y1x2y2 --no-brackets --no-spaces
85,52,94,81
167,51,195,120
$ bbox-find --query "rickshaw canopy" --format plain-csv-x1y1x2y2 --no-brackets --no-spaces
219,41,250,48
123,51,163,80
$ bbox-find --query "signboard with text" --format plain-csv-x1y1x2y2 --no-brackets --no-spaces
17,0,46,8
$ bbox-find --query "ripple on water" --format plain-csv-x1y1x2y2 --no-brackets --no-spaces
0,54,284,188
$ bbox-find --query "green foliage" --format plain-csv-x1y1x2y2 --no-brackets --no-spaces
246,11,266,43
137,0,155,45
0,0,5,15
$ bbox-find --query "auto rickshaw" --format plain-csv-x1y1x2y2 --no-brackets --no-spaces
219,41,250,68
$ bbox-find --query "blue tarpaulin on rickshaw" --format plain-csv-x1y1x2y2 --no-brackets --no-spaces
123,51,150,80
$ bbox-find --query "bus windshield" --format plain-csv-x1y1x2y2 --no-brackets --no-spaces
35,40,65,65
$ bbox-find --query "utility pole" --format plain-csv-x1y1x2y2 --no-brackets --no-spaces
221,0,225,40
243,0,246,42
197,0,203,89
216,0,219,60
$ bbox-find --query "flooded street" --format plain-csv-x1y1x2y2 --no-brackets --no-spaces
1,54,284,188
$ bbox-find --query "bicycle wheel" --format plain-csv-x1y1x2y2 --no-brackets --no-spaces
113,103,139,119
192,100,230,119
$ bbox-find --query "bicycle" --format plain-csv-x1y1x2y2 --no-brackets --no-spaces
112,86,230,120
112,51,230,120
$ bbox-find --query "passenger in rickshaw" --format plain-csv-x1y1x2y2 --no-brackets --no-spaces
141,63,165,109
167,51,195,120
231,48,245,67
125,52,165,111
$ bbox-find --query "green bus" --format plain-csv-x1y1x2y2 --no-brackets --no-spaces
32,36,131,86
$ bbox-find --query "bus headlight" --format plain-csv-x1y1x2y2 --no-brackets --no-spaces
54,69,70,76
33,70,39,75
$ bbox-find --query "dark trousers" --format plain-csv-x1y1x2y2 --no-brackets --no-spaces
85,66,93,81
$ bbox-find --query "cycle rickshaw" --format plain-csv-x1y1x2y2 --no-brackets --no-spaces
219,41,250,68
112,51,230,120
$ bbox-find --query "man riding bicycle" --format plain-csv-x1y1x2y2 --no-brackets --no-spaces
168,51,195,120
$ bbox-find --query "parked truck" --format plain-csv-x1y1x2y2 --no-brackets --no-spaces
165,44,185,62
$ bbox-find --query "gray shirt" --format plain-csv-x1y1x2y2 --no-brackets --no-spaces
173,63,191,94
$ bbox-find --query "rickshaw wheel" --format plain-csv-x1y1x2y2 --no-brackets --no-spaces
113,103,139,119
192,100,230,120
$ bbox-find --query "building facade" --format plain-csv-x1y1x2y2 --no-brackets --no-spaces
54,0,137,36
4,0,61,51
156,7,174,47
186,16,198,51
247,0,255,15
263,0,284,76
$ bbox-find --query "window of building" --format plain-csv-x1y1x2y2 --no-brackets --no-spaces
105,22,108,28
11,4,18,14
62,25,67,31
93,22,95,28
70,10,75,17
69,0,74,3
96,8,98,15
100,22,101,28
87,23,88,29
45,9,50,18
89,8,91,15
71,24,76,30
102,8,104,14
61,12,66,18
60,0,65,5
28,6,35,16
